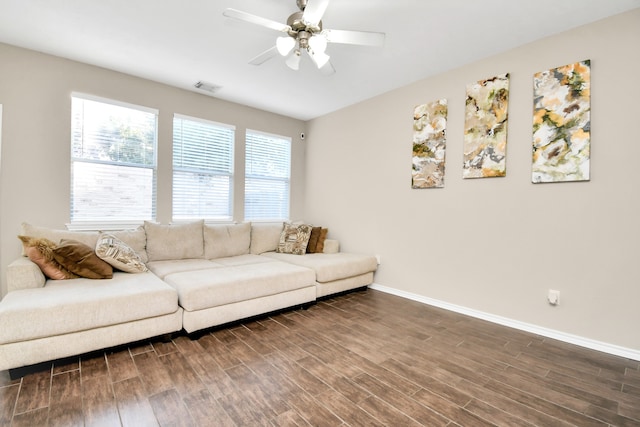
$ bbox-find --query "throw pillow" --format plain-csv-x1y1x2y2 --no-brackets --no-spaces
144,220,204,261
18,235,79,280
315,228,329,253
276,223,313,255
95,233,148,273
52,239,113,279
108,226,149,263
306,226,322,253
20,222,99,256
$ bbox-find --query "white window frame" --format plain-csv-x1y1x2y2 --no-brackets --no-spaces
172,114,235,222
69,93,158,230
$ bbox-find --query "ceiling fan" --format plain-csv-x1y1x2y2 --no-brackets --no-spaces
223,0,385,74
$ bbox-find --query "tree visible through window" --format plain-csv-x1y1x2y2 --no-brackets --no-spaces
70,94,157,224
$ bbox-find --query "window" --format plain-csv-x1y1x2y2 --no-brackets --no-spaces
173,115,234,221
245,130,291,221
70,94,157,226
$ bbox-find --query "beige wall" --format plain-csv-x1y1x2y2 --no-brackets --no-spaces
305,9,640,351
0,43,306,296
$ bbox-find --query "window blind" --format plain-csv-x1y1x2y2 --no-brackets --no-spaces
245,130,291,221
173,115,234,221
70,94,157,224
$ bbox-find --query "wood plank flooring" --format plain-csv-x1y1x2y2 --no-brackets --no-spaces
1,288,639,426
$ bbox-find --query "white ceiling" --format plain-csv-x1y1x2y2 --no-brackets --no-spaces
0,0,638,120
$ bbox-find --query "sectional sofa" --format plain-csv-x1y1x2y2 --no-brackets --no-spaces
0,220,378,374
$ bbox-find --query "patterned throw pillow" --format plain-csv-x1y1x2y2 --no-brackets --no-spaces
96,233,148,273
276,223,313,255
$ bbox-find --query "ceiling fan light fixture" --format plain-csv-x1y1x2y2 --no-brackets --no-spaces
308,34,327,54
276,36,295,56
286,50,301,70
310,49,330,68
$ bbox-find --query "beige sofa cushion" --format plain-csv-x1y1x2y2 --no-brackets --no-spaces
261,252,378,283
250,222,283,254
0,272,178,345
144,220,204,261
146,259,224,280
164,261,315,312
7,258,46,291
212,254,275,267
204,223,251,259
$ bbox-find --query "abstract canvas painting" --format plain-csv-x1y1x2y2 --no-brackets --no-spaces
532,60,591,183
463,73,510,178
412,99,447,189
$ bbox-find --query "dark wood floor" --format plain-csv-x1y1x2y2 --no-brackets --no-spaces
1,289,639,426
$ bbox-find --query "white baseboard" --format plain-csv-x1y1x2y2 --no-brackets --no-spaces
369,283,640,362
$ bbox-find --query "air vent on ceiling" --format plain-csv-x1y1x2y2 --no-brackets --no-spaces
194,81,222,93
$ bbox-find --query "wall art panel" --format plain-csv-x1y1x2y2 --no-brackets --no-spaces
463,73,510,179
412,99,447,189
532,60,591,183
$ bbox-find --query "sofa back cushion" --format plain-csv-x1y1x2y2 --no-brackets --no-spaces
250,222,284,254
20,222,99,256
204,223,251,259
144,220,204,261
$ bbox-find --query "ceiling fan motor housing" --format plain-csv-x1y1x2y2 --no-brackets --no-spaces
286,11,322,36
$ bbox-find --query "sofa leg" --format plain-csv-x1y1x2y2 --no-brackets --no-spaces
301,301,316,310
160,333,175,343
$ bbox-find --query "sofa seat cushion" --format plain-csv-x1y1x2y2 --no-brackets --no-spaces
0,272,178,345
212,254,276,267
260,252,378,283
146,259,224,279
163,262,315,312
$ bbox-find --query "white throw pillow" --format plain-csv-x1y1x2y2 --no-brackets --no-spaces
108,226,149,263
95,233,148,273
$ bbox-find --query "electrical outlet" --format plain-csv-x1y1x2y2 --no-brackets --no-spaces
375,255,381,265
548,289,560,306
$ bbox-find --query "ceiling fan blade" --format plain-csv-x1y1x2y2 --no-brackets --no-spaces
223,8,291,33
302,0,330,26
249,46,279,65
323,29,385,47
